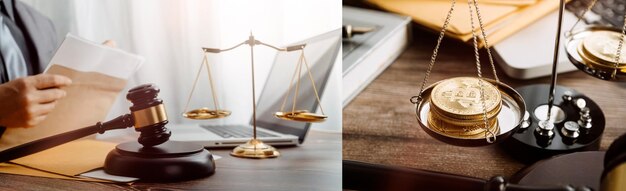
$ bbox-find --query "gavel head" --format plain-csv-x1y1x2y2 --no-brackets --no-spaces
126,84,171,147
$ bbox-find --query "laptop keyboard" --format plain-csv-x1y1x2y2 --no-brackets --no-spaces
201,125,278,138
567,0,625,27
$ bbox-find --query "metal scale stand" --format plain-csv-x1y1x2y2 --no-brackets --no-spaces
181,32,327,159
504,0,625,163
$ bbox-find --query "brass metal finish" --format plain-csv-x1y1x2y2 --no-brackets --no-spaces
198,32,311,159
230,139,280,159
581,31,626,65
182,108,231,120
182,53,230,120
414,79,526,146
426,77,503,140
410,0,516,144
566,26,626,81
565,0,626,81
132,104,167,128
274,110,327,123
275,50,328,123
430,77,501,119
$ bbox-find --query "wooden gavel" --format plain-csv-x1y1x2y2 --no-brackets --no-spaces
0,84,172,163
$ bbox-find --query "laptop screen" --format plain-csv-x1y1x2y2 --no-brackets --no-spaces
253,29,341,144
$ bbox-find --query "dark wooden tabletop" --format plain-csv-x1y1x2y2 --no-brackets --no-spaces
0,130,341,191
343,28,626,180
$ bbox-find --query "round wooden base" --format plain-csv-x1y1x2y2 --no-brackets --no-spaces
104,141,215,181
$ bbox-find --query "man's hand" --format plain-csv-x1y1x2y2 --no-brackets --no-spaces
0,74,72,128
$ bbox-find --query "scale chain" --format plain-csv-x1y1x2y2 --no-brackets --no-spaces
412,0,456,104
568,0,599,34
468,0,496,143
301,50,326,115
613,13,626,78
183,53,209,114
279,51,303,112
471,0,499,84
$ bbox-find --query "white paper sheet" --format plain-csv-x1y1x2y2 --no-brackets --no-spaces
45,34,144,79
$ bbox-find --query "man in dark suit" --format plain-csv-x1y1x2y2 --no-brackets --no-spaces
0,0,72,133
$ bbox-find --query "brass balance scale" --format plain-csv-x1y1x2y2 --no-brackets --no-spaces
410,0,526,146
411,0,624,163
181,33,327,159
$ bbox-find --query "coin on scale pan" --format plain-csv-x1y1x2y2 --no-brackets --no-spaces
430,77,502,119
582,31,626,66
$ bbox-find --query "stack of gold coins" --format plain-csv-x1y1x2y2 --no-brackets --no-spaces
577,31,626,73
428,77,502,139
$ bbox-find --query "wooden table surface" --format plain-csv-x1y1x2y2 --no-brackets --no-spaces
0,130,341,191
342,29,626,180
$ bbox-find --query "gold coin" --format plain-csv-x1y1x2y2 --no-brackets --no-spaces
429,106,499,127
274,110,327,123
427,111,497,136
582,31,626,65
183,108,231,119
578,42,626,73
428,112,500,139
430,99,501,121
430,77,501,118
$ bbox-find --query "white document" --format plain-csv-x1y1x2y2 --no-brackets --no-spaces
45,34,144,79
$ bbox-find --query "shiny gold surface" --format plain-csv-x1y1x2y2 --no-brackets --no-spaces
132,104,168,128
578,42,626,74
424,77,503,141
582,31,626,65
428,113,500,139
274,110,327,123
182,53,231,120
430,77,501,118
414,78,525,146
182,108,231,120
602,163,626,191
275,50,328,123
231,139,280,159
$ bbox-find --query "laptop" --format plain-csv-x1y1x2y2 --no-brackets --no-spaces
493,0,625,79
168,29,341,148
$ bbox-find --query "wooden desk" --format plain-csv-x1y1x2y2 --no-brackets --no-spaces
0,131,341,191
343,29,626,180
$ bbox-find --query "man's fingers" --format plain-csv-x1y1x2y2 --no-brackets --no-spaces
36,88,67,103
25,115,47,128
32,74,72,89
33,101,57,116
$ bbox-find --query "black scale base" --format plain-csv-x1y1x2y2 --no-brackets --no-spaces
503,84,605,163
104,141,215,181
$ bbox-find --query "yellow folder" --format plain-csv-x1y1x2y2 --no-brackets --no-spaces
0,140,117,182
366,0,561,47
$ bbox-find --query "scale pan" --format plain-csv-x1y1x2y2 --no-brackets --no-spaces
565,26,626,81
274,110,327,123
413,79,526,147
183,108,231,120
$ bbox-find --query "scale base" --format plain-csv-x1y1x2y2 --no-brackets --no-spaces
503,84,605,163
231,139,280,159
104,141,215,181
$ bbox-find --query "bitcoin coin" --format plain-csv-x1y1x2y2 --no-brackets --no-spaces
430,77,502,118
578,42,626,72
428,112,500,139
582,31,626,66
427,111,497,136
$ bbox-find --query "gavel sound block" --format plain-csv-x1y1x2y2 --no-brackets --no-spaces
0,84,215,181
104,84,215,181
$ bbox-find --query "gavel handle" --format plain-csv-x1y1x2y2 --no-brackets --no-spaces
0,114,133,163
